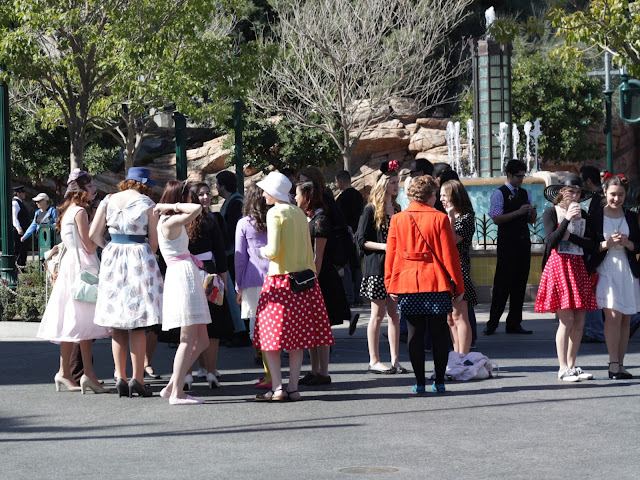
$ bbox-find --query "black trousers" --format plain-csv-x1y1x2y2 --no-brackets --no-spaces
406,313,449,385
487,241,531,330
13,230,28,267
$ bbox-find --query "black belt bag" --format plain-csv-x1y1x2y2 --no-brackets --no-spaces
288,269,316,293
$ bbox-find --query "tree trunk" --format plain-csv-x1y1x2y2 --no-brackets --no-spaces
342,150,351,173
70,139,84,171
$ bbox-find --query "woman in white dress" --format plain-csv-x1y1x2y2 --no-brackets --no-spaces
586,173,640,379
155,180,210,405
37,169,110,394
90,167,163,397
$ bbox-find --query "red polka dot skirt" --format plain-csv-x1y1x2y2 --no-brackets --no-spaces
535,250,598,313
254,274,335,351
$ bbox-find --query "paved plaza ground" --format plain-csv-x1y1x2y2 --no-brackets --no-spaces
1,303,639,479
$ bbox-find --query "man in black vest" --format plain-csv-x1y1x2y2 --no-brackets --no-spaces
12,185,30,267
484,160,537,335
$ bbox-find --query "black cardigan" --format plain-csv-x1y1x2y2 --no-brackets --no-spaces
585,208,640,277
541,206,596,271
356,204,395,277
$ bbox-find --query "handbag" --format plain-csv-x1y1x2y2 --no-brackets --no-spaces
288,269,317,293
71,223,99,303
408,212,457,297
201,271,225,305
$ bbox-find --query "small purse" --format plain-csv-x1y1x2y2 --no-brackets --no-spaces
71,223,99,303
201,272,225,305
288,269,317,293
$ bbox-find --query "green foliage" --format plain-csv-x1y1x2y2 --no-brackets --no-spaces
10,107,118,183
224,112,340,171
455,52,603,164
0,0,269,171
511,53,603,163
0,262,47,322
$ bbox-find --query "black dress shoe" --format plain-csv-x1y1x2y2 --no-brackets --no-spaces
348,313,360,336
506,326,533,334
483,326,497,335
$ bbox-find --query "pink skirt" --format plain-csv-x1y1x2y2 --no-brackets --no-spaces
254,274,335,351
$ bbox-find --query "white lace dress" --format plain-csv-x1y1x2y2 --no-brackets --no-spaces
157,216,211,330
94,194,163,329
37,206,111,342
596,215,640,314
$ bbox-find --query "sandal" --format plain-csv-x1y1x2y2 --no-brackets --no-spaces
286,389,301,402
255,388,287,402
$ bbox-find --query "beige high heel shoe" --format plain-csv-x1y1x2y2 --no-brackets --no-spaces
54,373,81,392
80,375,109,394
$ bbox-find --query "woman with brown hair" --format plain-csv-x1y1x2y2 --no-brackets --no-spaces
186,181,233,389
90,167,163,397
586,173,640,379
385,175,464,393
535,174,597,382
295,180,351,385
440,179,476,354
37,169,110,393
155,180,210,405
356,161,406,374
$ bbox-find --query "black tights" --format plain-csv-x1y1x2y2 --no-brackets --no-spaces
406,314,449,386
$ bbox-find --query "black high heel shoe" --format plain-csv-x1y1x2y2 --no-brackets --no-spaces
115,378,129,398
128,378,153,397
618,363,633,380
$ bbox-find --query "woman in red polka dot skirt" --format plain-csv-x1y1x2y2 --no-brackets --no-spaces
254,172,334,401
535,174,598,383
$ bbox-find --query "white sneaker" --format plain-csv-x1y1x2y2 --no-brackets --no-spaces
573,367,593,380
558,368,580,382
196,368,208,378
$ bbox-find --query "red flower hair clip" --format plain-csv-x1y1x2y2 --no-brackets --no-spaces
388,160,399,171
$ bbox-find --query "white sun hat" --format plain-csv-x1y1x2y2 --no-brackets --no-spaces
256,172,292,203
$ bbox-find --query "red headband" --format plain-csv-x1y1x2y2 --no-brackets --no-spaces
603,172,624,180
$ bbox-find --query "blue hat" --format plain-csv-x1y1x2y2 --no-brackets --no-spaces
126,167,156,187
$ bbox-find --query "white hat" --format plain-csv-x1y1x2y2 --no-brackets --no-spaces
32,193,50,202
256,172,292,203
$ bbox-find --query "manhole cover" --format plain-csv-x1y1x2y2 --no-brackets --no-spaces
339,467,399,474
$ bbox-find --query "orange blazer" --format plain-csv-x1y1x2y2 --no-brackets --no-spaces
384,202,465,296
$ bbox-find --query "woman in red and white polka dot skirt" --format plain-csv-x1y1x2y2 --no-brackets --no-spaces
253,172,334,401
535,174,598,383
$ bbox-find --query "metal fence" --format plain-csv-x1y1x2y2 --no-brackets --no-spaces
473,214,545,250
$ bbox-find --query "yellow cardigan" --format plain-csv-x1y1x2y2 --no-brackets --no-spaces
259,202,316,275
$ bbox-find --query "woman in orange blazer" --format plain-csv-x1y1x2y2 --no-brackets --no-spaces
385,175,465,393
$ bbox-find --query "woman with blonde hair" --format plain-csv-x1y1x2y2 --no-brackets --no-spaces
90,167,163,397
440,179,476,354
37,169,110,393
356,161,406,374
385,175,464,393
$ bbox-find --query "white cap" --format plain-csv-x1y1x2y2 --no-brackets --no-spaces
32,193,50,202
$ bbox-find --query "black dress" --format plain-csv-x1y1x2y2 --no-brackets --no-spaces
188,213,234,340
310,211,351,326
454,212,478,307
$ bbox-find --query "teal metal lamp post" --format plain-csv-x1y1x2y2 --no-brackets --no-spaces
0,68,18,289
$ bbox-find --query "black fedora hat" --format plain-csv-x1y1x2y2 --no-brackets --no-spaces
543,174,594,203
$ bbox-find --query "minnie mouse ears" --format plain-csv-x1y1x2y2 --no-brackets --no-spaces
380,160,399,174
